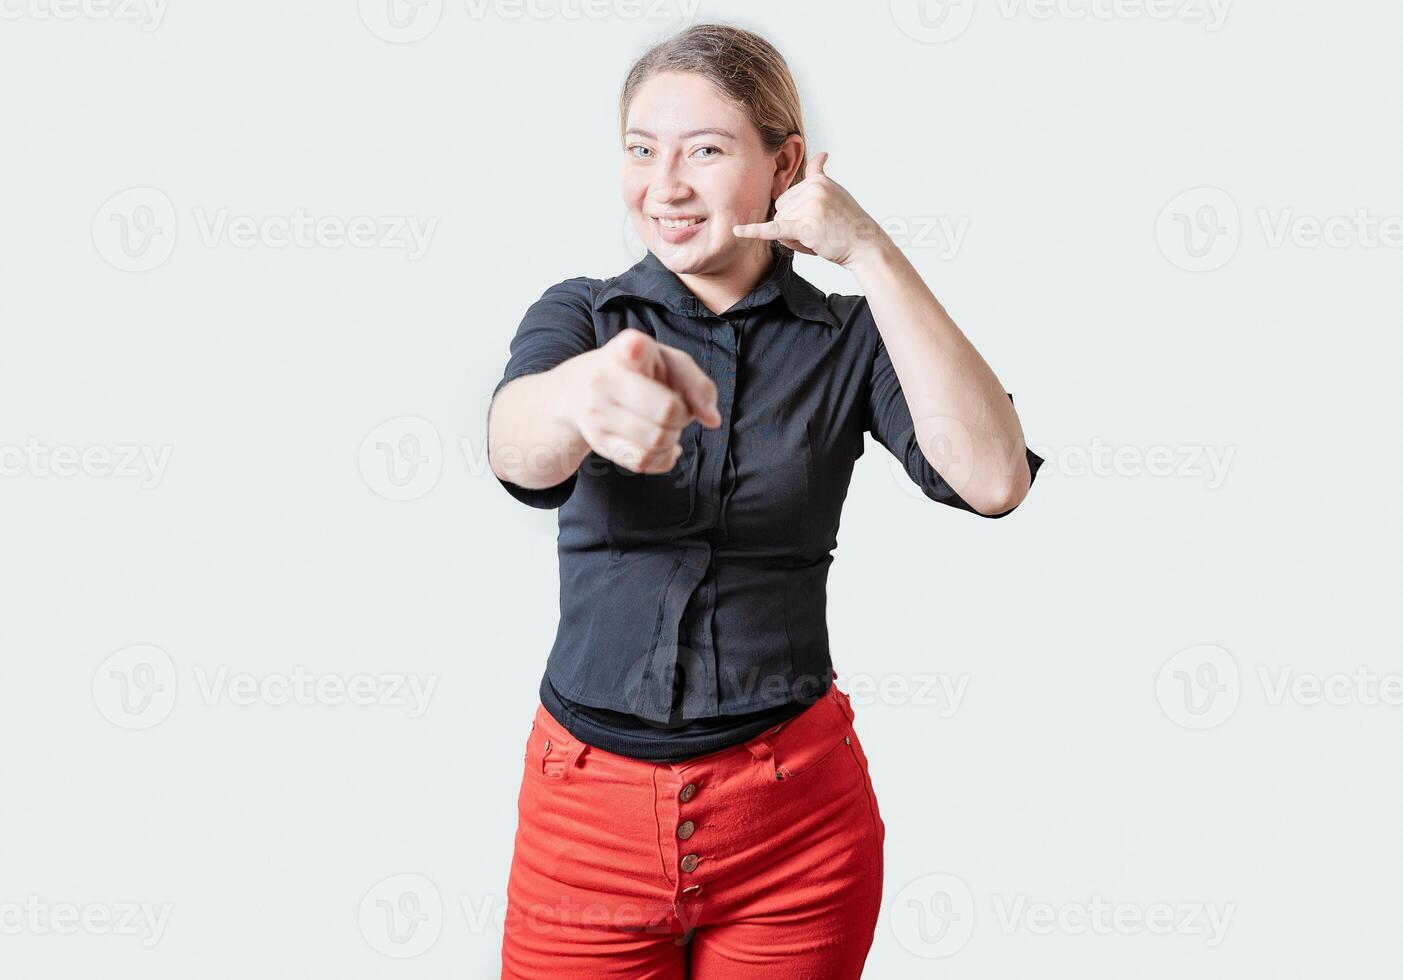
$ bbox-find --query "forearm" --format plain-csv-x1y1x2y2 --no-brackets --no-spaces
847,238,1031,514
488,357,592,490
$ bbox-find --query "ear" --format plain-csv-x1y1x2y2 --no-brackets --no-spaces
771,133,806,200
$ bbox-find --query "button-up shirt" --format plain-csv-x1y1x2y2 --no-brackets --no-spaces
489,243,1043,761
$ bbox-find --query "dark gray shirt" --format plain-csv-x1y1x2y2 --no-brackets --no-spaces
489,244,1043,761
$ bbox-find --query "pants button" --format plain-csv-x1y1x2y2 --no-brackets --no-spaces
680,853,699,873
677,820,695,840
679,783,697,803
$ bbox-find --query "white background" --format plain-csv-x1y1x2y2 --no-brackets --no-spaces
2,1,1400,977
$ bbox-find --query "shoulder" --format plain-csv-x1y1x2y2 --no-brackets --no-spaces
526,275,603,309
812,288,877,346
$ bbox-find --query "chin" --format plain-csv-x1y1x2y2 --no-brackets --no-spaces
651,242,714,274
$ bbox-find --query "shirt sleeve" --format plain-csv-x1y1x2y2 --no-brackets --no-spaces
488,278,597,510
866,327,1045,519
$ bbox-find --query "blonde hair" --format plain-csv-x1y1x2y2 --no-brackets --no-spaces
619,23,807,247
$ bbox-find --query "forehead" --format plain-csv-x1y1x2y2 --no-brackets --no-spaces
626,71,750,137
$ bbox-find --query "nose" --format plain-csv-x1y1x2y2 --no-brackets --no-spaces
648,150,692,205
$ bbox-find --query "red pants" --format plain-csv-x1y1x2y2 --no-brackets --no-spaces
500,675,886,979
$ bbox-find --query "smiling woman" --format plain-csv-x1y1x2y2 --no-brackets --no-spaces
616,29,811,315
490,20,1043,980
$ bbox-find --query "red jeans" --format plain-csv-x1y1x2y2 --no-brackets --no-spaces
500,674,886,979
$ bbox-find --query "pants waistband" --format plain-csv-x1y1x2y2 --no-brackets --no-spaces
530,670,856,774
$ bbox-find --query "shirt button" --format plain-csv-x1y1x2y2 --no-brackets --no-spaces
680,853,700,873
679,783,697,803
677,820,696,840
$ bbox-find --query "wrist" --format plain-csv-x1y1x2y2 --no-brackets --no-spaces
842,230,900,277
548,353,591,442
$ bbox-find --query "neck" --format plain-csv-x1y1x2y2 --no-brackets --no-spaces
677,242,777,317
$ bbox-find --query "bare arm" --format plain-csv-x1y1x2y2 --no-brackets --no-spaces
848,238,1032,516
488,359,593,491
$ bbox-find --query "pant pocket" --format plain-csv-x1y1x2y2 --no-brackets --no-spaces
523,719,574,783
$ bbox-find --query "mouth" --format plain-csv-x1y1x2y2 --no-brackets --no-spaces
652,215,708,229
650,214,707,245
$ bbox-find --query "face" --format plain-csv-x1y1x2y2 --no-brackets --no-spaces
621,71,802,277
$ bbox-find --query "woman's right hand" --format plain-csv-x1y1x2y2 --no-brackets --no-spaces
563,328,722,474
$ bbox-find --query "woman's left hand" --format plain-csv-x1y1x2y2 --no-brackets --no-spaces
732,151,891,269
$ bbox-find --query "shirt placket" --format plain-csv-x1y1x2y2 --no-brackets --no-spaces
634,312,739,723
676,315,739,718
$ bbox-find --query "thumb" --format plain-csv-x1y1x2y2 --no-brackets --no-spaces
616,328,661,379
806,150,828,180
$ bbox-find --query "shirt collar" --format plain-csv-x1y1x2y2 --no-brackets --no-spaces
592,243,840,328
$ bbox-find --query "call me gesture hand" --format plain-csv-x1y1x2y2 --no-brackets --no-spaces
731,152,892,269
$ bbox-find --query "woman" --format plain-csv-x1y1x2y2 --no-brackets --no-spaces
487,22,1043,980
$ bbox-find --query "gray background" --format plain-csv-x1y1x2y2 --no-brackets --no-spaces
2,0,1400,976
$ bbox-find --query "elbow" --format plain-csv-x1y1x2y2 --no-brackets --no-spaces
965,467,1031,517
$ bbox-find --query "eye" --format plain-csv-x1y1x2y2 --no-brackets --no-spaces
693,145,720,159
627,144,652,158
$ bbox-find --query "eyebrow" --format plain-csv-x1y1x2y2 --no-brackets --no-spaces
624,127,738,141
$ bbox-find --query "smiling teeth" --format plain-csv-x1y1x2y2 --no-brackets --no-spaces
658,217,704,228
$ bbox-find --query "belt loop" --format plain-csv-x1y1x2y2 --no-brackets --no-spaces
833,685,855,725
564,739,589,770
745,731,778,779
